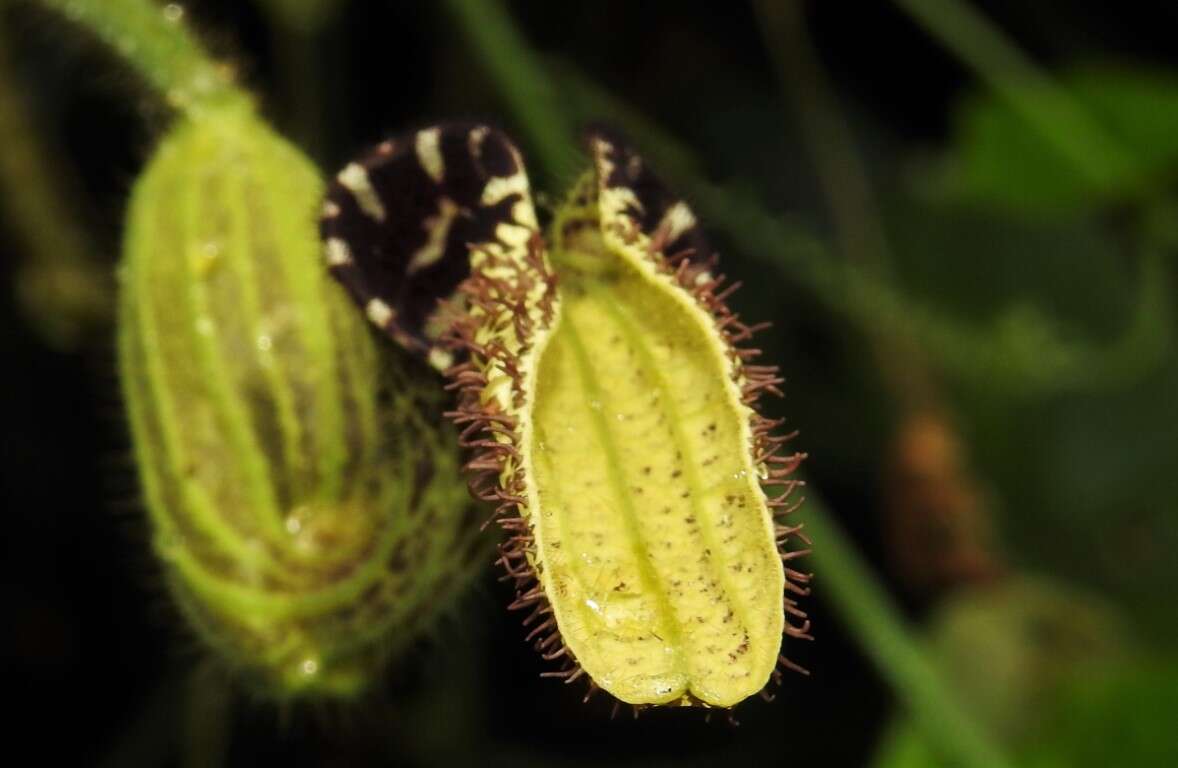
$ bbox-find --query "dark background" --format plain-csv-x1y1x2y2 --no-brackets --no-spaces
3,1,1177,766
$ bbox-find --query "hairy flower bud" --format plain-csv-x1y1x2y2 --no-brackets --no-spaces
118,104,483,697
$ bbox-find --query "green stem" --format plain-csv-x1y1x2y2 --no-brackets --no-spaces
803,494,1012,768
439,0,580,186
890,0,1133,185
29,0,245,116
5,0,250,346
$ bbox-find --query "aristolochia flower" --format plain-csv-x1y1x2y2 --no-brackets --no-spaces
321,124,811,708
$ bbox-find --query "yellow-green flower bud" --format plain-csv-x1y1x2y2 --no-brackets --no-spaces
118,103,483,698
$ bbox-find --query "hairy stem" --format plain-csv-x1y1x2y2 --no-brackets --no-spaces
29,0,245,115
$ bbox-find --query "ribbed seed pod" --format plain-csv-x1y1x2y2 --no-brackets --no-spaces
118,103,483,698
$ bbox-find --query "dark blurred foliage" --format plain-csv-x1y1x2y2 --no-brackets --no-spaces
2,1,1177,766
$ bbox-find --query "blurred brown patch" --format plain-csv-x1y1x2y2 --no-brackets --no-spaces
882,409,1002,599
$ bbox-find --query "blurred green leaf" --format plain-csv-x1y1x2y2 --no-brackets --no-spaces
878,659,1178,768
1022,659,1178,768
924,577,1131,745
949,66,1178,214
873,577,1161,768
